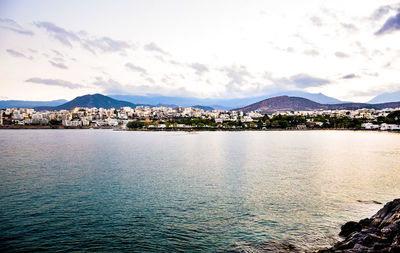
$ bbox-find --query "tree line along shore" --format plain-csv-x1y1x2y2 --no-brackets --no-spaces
1,106,399,131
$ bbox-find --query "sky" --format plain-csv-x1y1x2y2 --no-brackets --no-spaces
0,0,400,102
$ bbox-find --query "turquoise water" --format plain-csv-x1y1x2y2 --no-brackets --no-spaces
1,130,400,252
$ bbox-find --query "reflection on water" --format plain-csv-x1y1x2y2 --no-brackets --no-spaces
0,130,399,252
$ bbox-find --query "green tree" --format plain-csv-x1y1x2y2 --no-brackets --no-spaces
127,121,145,129
49,119,60,125
278,120,289,128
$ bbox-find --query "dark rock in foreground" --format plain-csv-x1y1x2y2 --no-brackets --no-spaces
316,198,400,252
228,240,301,253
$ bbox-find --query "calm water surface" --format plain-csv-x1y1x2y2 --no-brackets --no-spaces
1,130,399,252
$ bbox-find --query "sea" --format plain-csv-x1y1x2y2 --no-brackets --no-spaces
1,130,399,252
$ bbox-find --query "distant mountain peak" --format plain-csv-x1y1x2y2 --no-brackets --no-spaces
264,91,344,104
34,94,146,111
369,90,400,104
0,99,68,109
237,96,325,112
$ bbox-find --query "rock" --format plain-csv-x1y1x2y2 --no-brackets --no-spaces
359,218,372,227
228,240,301,252
339,221,362,237
361,227,381,235
316,198,400,252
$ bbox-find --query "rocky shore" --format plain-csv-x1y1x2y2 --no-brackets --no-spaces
316,198,400,252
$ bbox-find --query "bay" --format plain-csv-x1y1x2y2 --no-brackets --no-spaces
0,130,399,252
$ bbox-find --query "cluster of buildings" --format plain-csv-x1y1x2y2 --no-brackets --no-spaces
361,123,400,131
0,106,399,130
269,108,391,119
0,106,263,128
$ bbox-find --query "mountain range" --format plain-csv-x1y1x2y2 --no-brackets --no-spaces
3,91,341,110
238,96,400,112
0,99,67,109
109,91,344,110
368,90,400,104
1,91,400,112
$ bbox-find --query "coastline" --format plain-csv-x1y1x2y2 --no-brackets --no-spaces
315,198,400,252
1,125,399,133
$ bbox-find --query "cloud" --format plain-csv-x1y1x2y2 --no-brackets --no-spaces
375,11,400,35
161,75,173,85
341,23,358,32
335,51,350,58
52,57,65,62
36,21,133,53
83,37,132,53
6,49,33,60
372,5,394,20
35,21,80,47
285,47,295,53
93,77,170,95
222,65,252,86
190,63,209,75
293,33,315,47
144,42,168,55
310,16,323,27
93,78,126,94
49,60,68,70
353,41,370,59
0,18,34,36
304,49,319,57
170,60,183,66
342,73,358,79
52,49,63,57
347,86,389,97
25,78,84,89
146,77,155,84
277,74,330,88
125,63,147,74
363,71,379,77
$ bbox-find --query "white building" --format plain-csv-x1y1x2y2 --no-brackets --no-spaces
361,123,380,130
107,118,118,127
62,120,82,127
380,123,400,131
241,116,253,122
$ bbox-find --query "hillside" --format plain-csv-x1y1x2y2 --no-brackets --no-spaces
238,96,327,112
238,96,400,112
34,94,141,111
192,105,214,111
264,91,344,104
326,101,400,110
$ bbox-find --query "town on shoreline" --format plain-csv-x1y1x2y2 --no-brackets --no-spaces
1,106,400,131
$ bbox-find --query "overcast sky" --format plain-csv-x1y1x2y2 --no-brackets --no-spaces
1,0,400,102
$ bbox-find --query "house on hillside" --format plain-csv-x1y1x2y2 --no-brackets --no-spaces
380,123,400,131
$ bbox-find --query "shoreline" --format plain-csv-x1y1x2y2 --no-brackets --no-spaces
315,198,400,252
0,125,399,133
